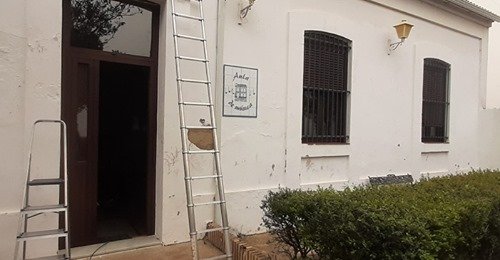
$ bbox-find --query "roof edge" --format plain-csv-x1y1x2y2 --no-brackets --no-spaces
436,0,500,22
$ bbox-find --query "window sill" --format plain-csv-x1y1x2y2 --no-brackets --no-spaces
301,143,350,158
421,143,449,154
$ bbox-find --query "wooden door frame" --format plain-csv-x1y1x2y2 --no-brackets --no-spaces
61,0,160,245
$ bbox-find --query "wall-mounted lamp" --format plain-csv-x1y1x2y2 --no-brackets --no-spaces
388,20,414,54
239,0,256,25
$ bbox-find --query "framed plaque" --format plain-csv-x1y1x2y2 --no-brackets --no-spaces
223,65,258,117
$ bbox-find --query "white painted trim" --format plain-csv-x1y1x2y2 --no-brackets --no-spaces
301,144,350,158
421,143,450,154
299,179,349,190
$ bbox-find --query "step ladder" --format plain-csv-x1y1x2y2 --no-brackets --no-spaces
170,0,232,259
14,120,70,260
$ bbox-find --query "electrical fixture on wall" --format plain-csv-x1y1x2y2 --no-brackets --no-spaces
239,0,256,25
388,20,414,55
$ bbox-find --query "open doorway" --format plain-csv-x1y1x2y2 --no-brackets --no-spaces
61,0,159,247
97,62,150,242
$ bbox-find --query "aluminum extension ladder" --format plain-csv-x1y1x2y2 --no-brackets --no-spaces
14,120,70,260
170,0,232,259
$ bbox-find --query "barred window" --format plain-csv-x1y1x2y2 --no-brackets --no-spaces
302,31,351,143
422,58,450,143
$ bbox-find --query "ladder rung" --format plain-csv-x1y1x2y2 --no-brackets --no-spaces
176,56,208,62
181,101,212,107
195,227,224,235
27,255,66,260
28,178,64,186
175,34,206,41
18,229,67,241
173,12,204,21
184,126,215,130
22,204,66,214
191,201,224,207
202,255,231,260
187,175,222,180
178,78,210,84
183,150,218,155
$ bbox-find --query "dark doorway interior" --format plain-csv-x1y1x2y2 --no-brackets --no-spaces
62,0,159,247
97,61,150,242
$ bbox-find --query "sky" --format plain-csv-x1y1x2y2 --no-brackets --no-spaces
470,0,500,14
473,0,500,108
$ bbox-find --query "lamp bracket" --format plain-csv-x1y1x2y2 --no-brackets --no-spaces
389,40,404,50
387,39,405,55
240,0,256,19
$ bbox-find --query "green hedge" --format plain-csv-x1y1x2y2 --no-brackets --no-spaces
261,170,500,259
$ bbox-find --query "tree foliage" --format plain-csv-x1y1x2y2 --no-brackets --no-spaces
70,0,142,50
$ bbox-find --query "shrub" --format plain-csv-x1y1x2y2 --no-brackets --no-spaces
261,189,315,258
261,170,500,259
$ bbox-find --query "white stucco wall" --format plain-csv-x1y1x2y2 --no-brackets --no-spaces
159,0,222,244
479,108,500,168
216,0,489,237
469,0,500,108
0,0,499,258
1,0,63,258
0,0,27,258
487,23,500,107
469,0,500,170
481,19,500,170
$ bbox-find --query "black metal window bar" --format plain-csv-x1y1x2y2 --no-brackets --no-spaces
422,58,450,143
302,31,351,143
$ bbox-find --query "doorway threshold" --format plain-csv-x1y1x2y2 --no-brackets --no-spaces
70,236,162,259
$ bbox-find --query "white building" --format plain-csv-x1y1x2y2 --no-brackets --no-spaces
2,0,500,258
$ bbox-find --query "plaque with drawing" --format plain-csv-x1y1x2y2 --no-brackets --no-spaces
223,65,258,117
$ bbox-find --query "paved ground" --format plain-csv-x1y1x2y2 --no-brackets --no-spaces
240,233,289,260
80,240,223,260
75,233,291,259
